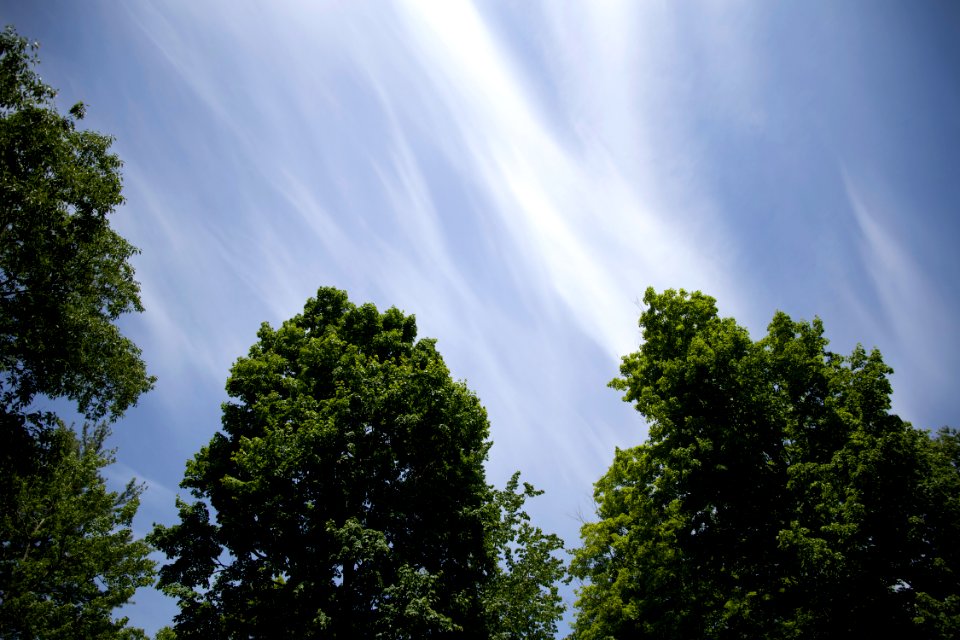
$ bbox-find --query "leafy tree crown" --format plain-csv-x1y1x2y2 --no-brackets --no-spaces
0,25,153,423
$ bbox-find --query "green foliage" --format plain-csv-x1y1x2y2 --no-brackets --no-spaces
483,473,568,640
570,287,960,639
0,420,155,638
0,25,154,424
152,287,565,638
0,26,156,638
153,627,177,640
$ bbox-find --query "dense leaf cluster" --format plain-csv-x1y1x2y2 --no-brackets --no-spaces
0,421,154,639
570,288,960,639
152,288,565,638
0,26,155,639
0,27,153,424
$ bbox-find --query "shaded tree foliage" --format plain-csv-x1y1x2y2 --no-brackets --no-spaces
483,473,567,639
0,26,153,423
0,421,154,639
570,287,960,639
0,26,156,638
152,288,564,638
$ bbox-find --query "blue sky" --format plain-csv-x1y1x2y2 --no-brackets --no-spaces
4,1,960,635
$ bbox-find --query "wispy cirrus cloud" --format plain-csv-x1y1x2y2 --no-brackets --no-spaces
843,174,954,424
394,0,737,361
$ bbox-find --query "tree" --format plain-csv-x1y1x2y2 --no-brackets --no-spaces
152,287,565,638
0,421,154,639
0,26,153,424
482,473,567,640
570,287,960,639
0,26,156,638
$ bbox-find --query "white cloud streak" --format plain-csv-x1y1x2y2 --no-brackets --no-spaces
111,0,755,512
395,0,732,361
844,175,953,421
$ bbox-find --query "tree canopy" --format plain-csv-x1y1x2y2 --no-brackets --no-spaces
0,421,154,639
0,26,153,425
152,287,565,638
570,287,960,639
0,26,156,639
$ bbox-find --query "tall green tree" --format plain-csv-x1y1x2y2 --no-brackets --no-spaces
0,26,153,424
0,421,154,639
483,473,567,640
152,287,564,638
570,287,960,639
0,26,156,638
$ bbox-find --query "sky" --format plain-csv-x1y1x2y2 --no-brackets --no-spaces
3,1,960,635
